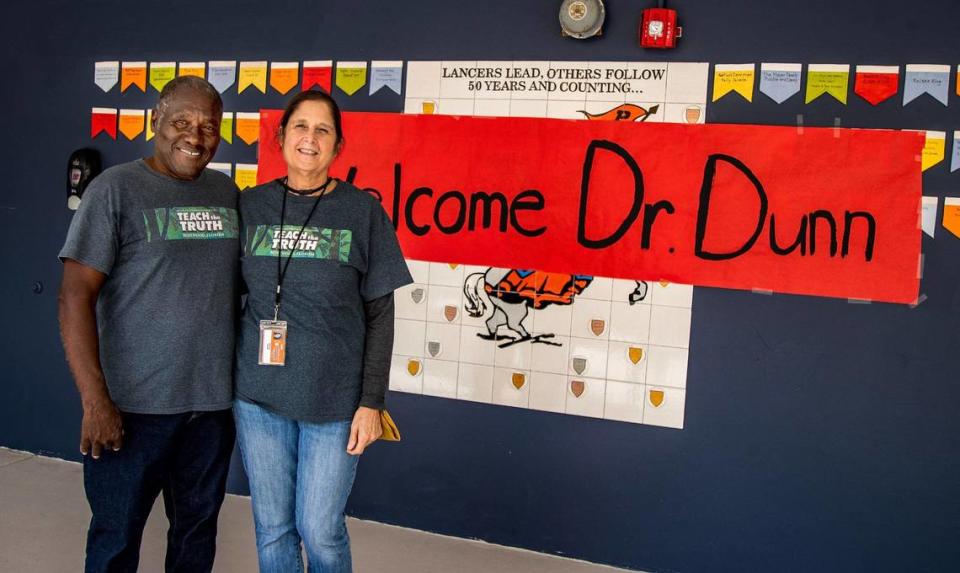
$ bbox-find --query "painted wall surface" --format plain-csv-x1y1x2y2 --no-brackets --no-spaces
1,1,959,571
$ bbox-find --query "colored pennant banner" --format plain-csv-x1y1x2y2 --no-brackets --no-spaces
235,112,260,145
370,61,403,96
957,65,960,97
178,62,205,78
712,64,755,102
854,65,899,105
118,109,145,140
121,61,147,92
921,196,938,238
335,61,367,96
238,61,267,93
759,63,801,104
220,112,234,144
903,64,950,106
235,163,258,190
146,109,155,141
94,61,119,92
943,198,960,239
302,60,333,92
257,111,923,303
208,162,232,178
208,60,237,93
91,108,117,139
270,62,299,94
952,131,960,172
920,131,945,171
806,64,849,104
149,62,176,92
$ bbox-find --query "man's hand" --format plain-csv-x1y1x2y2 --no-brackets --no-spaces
346,407,382,456
80,394,123,459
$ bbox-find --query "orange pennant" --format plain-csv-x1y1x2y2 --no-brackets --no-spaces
121,61,146,92
270,62,299,95
118,109,145,140
235,112,260,145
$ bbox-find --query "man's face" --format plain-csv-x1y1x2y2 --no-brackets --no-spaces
149,89,221,181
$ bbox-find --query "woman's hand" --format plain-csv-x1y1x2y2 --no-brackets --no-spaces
346,406,382,455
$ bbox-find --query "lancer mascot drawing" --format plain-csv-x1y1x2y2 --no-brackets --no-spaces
463,268,649,348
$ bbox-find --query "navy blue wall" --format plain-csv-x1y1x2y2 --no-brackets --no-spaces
2,1,958,571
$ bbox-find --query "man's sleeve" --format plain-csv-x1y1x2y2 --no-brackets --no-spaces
58,182,119,275
360,204,413,302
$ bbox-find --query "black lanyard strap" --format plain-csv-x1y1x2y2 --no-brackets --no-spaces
274,177,334,319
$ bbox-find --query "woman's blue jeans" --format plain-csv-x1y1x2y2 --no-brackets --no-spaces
234,399,359,573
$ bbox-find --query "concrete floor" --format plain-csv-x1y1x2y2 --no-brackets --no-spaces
0,447,634,573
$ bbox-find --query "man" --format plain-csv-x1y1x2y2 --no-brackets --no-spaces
58,76,239,572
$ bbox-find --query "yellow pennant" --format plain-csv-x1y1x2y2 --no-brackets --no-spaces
943,198,960,239
270,62,299,94
178,61,205,79
234,163,258,191
149,62,176,92
238,61,267,94
121,61,146,92
220,112,234,144
335,61,367,96
712,64,755,102
920,131,946,171
118,109,145,140
805,64,850,104
235,112,260,145
145,109,155,141
649,389,665,408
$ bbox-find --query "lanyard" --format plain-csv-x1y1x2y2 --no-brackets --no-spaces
274,177,333,320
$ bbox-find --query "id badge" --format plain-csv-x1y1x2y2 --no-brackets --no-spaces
258,320,288,366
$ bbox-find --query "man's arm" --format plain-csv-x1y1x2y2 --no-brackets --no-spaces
58,259,122,459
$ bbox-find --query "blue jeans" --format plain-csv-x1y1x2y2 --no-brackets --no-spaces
234,399,359,573
83,409,235,573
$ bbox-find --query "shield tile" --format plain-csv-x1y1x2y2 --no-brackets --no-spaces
570,380,585,398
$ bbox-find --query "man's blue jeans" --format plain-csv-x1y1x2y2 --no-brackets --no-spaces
83,409,235,573
234,399,359,573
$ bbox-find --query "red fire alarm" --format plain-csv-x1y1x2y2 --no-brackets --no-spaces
640,1,682,49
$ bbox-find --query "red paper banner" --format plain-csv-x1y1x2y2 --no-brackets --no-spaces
258,112,922,303
90,108,117,139
855,71,899,105
301,65,332,93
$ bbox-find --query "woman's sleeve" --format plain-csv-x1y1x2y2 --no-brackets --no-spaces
359,292,395,410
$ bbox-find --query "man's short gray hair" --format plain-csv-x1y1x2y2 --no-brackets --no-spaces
155,76,223,118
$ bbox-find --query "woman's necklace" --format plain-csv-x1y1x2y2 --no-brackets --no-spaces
281,176,333,196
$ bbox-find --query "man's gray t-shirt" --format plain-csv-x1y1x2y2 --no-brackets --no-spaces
59,159,239,414
236,180,412,423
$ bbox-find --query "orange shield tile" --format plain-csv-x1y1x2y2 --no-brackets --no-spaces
444,305,458,322
649,389,664,407
407,359,421,376
590,319,605,336
628,347,644,364
511,373,526,389
570,380,585,398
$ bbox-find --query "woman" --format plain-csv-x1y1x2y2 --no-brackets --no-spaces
234,90,412,572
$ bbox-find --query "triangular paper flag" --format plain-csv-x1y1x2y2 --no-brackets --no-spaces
302,60,333,92
943,198,960,239
208,162,232,178
121,61,147,92
758,63,801,104
335,61,367,96
805,64,849,104
149,62,176,92
270,62,299,94
208,61,237,93
921,131,946,171
952,131,960,172
921,196,938,238
145,109,155,141
220,112,234,144
178,61,205,79
235,112,260,145
118,109,145,140
712,64,755,102
91,108,117,139
94,61,119,92
903,64,950,106
854,65,899,105
370,61,403,95
235,163,258,190
238,61,267,94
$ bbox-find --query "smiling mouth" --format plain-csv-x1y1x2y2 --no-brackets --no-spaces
296,147,319,156
176,146,201,157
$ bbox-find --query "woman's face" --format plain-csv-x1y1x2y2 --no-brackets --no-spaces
280,100,340,177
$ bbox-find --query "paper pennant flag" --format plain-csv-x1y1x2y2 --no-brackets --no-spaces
854,65,899,105
235,163,258,190
269,62,299,94
921,196,939,238
943,198,960,239
921,131,946,171
302,60,333,92
121,61,147,92
178,61,205,79
335,61,367,96
91,108,117,139
208,162,232,178
220,112,234,144
712,64,755,102
146,109,155,141
957,65,960,97
805,64,849,104
118,109,145,140
759,63,801,104
235,112,260,145
370,60,403,95
94,61,119,92
208,61,237,94
903,64,950,106
952,131,960,172
238,61,267,94
149,62,176,92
